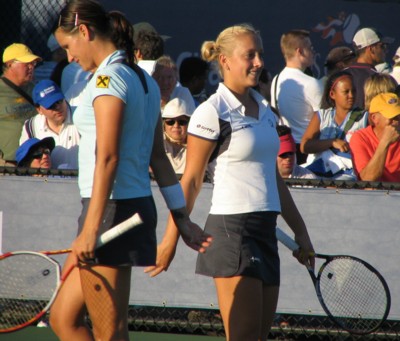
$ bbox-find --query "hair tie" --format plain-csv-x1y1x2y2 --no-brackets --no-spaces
330,75,350,93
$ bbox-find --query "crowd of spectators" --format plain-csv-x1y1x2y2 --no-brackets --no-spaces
1,22,400,183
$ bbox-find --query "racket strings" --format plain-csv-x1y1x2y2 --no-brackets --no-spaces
318,257,389,333
0,253,59,331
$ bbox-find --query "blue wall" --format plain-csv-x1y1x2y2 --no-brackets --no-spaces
100,0,399,91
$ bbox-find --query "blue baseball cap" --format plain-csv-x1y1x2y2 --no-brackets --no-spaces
16,137,55,166
32,80,65,109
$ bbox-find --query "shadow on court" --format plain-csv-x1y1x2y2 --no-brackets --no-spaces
0,327,226,340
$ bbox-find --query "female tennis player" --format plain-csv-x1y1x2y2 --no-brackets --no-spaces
145,24,315,341
50,1,211,340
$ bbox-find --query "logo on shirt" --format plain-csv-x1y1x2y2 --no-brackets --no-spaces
196,124,215,134
96,75,110,88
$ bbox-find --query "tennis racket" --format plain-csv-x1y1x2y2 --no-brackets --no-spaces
276,227,391,335
0,213,143,333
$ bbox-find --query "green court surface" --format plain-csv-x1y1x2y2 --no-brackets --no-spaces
0,327,225,340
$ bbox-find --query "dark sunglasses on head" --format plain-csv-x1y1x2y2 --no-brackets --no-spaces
31,148,51,159
164,119,189,126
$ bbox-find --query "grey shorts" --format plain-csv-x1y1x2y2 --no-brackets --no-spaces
78,196,157,267
195,211,280,285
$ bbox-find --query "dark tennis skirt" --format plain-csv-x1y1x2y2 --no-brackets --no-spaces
78,196,157,267
196,211,280,285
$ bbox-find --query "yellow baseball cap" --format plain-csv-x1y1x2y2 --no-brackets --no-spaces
2,43,41,63
370,93,400,119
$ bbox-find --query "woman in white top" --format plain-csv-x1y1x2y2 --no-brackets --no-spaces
146,24,314,341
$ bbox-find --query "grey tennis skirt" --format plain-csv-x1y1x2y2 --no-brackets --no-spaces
196,211,280,285
78,196,157,266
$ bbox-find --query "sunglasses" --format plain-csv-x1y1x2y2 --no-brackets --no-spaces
374,42,388,51
48,99,64,110
164,119,189,126
31,148,51,159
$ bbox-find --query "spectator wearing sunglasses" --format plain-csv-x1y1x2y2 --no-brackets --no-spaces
345,27,394,110
161,97,194,174
15,136,55,175
19,79,80,169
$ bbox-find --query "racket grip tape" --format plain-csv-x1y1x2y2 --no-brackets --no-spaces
96,213,143,247
276,227,299,251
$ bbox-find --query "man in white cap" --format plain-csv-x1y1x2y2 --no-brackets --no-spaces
350,92,400,182
0,43,41,162
345,27,394,110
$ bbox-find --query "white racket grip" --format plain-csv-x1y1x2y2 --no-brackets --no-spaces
96,213,143,247
276,227,299,251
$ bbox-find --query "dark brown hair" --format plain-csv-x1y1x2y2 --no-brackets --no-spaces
57,0,135,67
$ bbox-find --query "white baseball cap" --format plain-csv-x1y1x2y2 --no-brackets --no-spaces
162,98,195,119
352,27,394,50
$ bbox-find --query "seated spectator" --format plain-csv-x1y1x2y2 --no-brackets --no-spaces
301,70,368,179
179,56,210,106
277,125,318,179
364,73,398,113
0,43,41,162
15,137,55,175
152,55,196,111
161,98,194,175
20,79,80,169
350,92,400,182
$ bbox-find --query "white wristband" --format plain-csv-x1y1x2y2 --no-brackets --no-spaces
159,183,186,210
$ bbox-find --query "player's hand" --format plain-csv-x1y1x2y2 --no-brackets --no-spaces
72,228,98,263
170,208,212,252
177,220,212,253
144,241,177,277
294,234,315,270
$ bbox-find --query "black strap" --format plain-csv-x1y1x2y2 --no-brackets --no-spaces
271,72,281,117
339,109,365,140
131,63,148,94
1,77,34,106
24,117,35,138
109,57,148,94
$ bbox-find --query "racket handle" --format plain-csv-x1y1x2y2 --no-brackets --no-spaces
96,213,143,247
276,227,299,251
